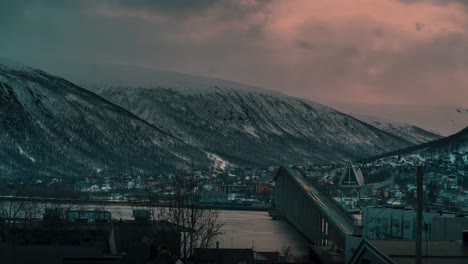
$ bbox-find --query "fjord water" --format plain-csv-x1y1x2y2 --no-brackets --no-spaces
102,205,309,257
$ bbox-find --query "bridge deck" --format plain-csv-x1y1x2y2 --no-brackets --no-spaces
283,168,356,237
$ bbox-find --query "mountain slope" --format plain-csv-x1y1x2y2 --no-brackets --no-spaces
0,60,208,178
37,62,421,166
332,103,468,136
354,115,442,145
362,127,468,162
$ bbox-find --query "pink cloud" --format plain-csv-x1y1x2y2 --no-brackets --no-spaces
255,0,468,105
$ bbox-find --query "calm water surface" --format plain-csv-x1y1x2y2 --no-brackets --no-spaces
95,205,309,258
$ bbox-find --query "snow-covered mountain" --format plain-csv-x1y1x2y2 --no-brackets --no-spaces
332,103,468,136
354,115,441,145
0,60,209,178
1,59,442,178
364,127,468,162
32,62,423,167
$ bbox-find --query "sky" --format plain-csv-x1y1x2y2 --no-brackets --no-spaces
1,0,468,108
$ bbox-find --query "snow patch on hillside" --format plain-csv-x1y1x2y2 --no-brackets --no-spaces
17,146,36,163
207,153,233,170
243,125,259,138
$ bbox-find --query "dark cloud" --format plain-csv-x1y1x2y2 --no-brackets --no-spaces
373,27,386,38
111,0,219,14
296,39,316,50
368,32,468,102
0,0,272,77
415,22,425,31
0,0,467,107
106,0,273,22
0,0,272,22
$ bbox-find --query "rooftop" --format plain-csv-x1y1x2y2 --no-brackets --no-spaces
352,239,468,264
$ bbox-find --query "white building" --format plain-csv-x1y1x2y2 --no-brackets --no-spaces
362,207,468,240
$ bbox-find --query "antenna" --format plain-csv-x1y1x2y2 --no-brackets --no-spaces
416,166,423,264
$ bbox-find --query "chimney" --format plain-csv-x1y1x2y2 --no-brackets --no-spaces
463,230,468,246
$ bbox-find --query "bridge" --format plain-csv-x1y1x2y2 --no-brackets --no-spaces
274,167,360,256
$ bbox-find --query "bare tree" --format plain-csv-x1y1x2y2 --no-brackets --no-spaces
0,199,25,241
150,171,223,260
0,185,42,242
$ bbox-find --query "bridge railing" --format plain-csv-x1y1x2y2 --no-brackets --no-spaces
288,168,358,234
311,180,357,226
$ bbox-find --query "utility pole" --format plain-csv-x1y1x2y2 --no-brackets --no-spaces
416,166,423,264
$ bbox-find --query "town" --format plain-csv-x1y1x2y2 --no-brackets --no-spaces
2,150,467,213
1,149,468,263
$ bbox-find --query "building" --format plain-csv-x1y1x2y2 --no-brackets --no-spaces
362,207,468,240
199,190,229,204
339,160,365,187
1,208,185,264
254,251,280,263
193,248,255,264
348,237,468,264
132,209,151,222
256,183,274,195
432,215,468,240
218,184,257,194
66,210,111,224
0,244,121,264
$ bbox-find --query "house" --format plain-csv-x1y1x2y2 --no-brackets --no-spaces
0,214,118,264
132,209,152,223
108,220,185,263
0,243,121,264
256,183,274,195
66,210,111,224
193,248,255,264
254,251,280,263
349,236,468,264
199,190,229,204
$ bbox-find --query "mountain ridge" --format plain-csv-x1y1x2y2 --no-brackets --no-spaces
0,61,209,178
360,127,468,162
51,62,424,165
353,114,442,145
0,60,443,177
